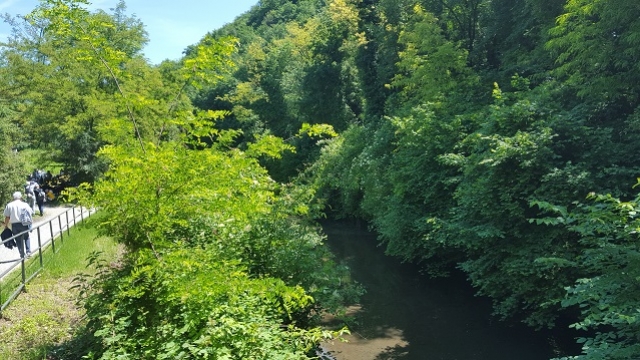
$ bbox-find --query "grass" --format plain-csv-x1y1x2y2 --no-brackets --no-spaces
0,214,121,360
19,149,64,176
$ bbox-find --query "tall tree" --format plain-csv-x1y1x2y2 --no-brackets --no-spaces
389,4,477,114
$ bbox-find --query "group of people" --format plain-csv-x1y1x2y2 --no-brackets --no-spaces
1,170,61,259
31,168,70,200
24,179,47,217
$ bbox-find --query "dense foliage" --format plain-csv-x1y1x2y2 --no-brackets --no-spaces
533,190,640,360
196,0,640,358
68,142,357,359
4,0,640,358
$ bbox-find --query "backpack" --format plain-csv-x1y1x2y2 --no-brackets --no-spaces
25,184,35,198
1,228,15,249
20,207,32,226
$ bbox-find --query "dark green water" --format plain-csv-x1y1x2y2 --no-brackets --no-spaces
321,220,578,360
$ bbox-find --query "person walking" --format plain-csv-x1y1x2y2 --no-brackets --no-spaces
35,186,46,216
3,191,33,258
24,179,37,213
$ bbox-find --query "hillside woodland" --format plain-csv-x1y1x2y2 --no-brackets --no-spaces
1,0,639,359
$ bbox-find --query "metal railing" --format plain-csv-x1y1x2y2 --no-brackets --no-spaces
0,206,94,313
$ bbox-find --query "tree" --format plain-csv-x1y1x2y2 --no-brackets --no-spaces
65,137,359,358
389,4,477,115
0,0,150,181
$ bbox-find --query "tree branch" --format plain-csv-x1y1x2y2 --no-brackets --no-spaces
79,25,146,154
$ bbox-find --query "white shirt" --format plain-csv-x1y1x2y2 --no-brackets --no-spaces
26,182,37,196
4,199,33,224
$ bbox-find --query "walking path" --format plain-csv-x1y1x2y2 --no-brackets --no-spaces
0,205,92,279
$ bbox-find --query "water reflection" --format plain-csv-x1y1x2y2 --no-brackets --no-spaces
320,221,575,360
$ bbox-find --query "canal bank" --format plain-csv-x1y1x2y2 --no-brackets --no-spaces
319,220,579,360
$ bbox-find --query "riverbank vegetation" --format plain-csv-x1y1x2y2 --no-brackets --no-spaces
1,0,639,359
198,0,640,358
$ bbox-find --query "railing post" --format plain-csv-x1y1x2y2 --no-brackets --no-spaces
49,221,55,254
66,210,70,236
37,227,43,268
58,215,63,243
73,207,76,227
81,207,84,223
20,258,26,286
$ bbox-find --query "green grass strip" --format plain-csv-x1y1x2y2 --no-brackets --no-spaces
0,214,120,360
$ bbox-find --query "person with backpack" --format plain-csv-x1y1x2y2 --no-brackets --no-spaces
3,191,33,258
35,185,46,216
24,179,37,213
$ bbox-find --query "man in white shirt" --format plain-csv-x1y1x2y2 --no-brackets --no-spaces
3,191,33,258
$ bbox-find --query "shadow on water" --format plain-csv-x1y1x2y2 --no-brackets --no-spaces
320,220,580,360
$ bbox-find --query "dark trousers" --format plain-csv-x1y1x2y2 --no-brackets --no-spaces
11,223,31,258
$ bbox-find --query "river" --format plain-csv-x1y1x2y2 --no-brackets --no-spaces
319,220,578,360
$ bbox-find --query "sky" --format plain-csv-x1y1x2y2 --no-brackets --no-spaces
0,0,258,64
